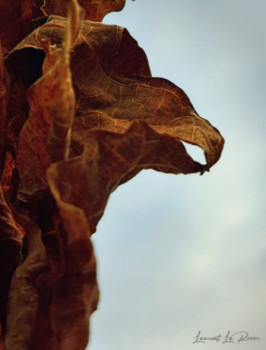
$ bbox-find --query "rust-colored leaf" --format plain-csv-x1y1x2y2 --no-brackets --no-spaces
4,215,48,350
0,0,125,53
0,42,10,177
1,0,224,348
7,15,223,204
42,0,126,21
0,187,22,339
0,46,22,342
0,0,44,54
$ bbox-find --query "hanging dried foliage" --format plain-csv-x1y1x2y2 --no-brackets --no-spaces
0,0,224,349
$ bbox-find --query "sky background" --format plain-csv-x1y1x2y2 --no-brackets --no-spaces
87,1,266,349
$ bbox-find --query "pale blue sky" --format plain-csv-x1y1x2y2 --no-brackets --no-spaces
88,1,266,349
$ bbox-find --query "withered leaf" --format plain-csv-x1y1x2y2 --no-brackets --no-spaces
3,3,100,349
0,187,22,338
4,217,48,350
42,0,126,21
0,0,125,53
6,14,224,230
0,42,9,177
1,45,22,339
0,0,44,54
2,0,224,349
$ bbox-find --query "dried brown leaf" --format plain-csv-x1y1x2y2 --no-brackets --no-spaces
4,3,99,349
0,0,43,53
0,42,10,177
0,0,126,52
4,218,47,350
6,15,224,207
0,187,22,339
0,46,22,341
42,0,126,21
2,1,224,348
4,203,99,350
